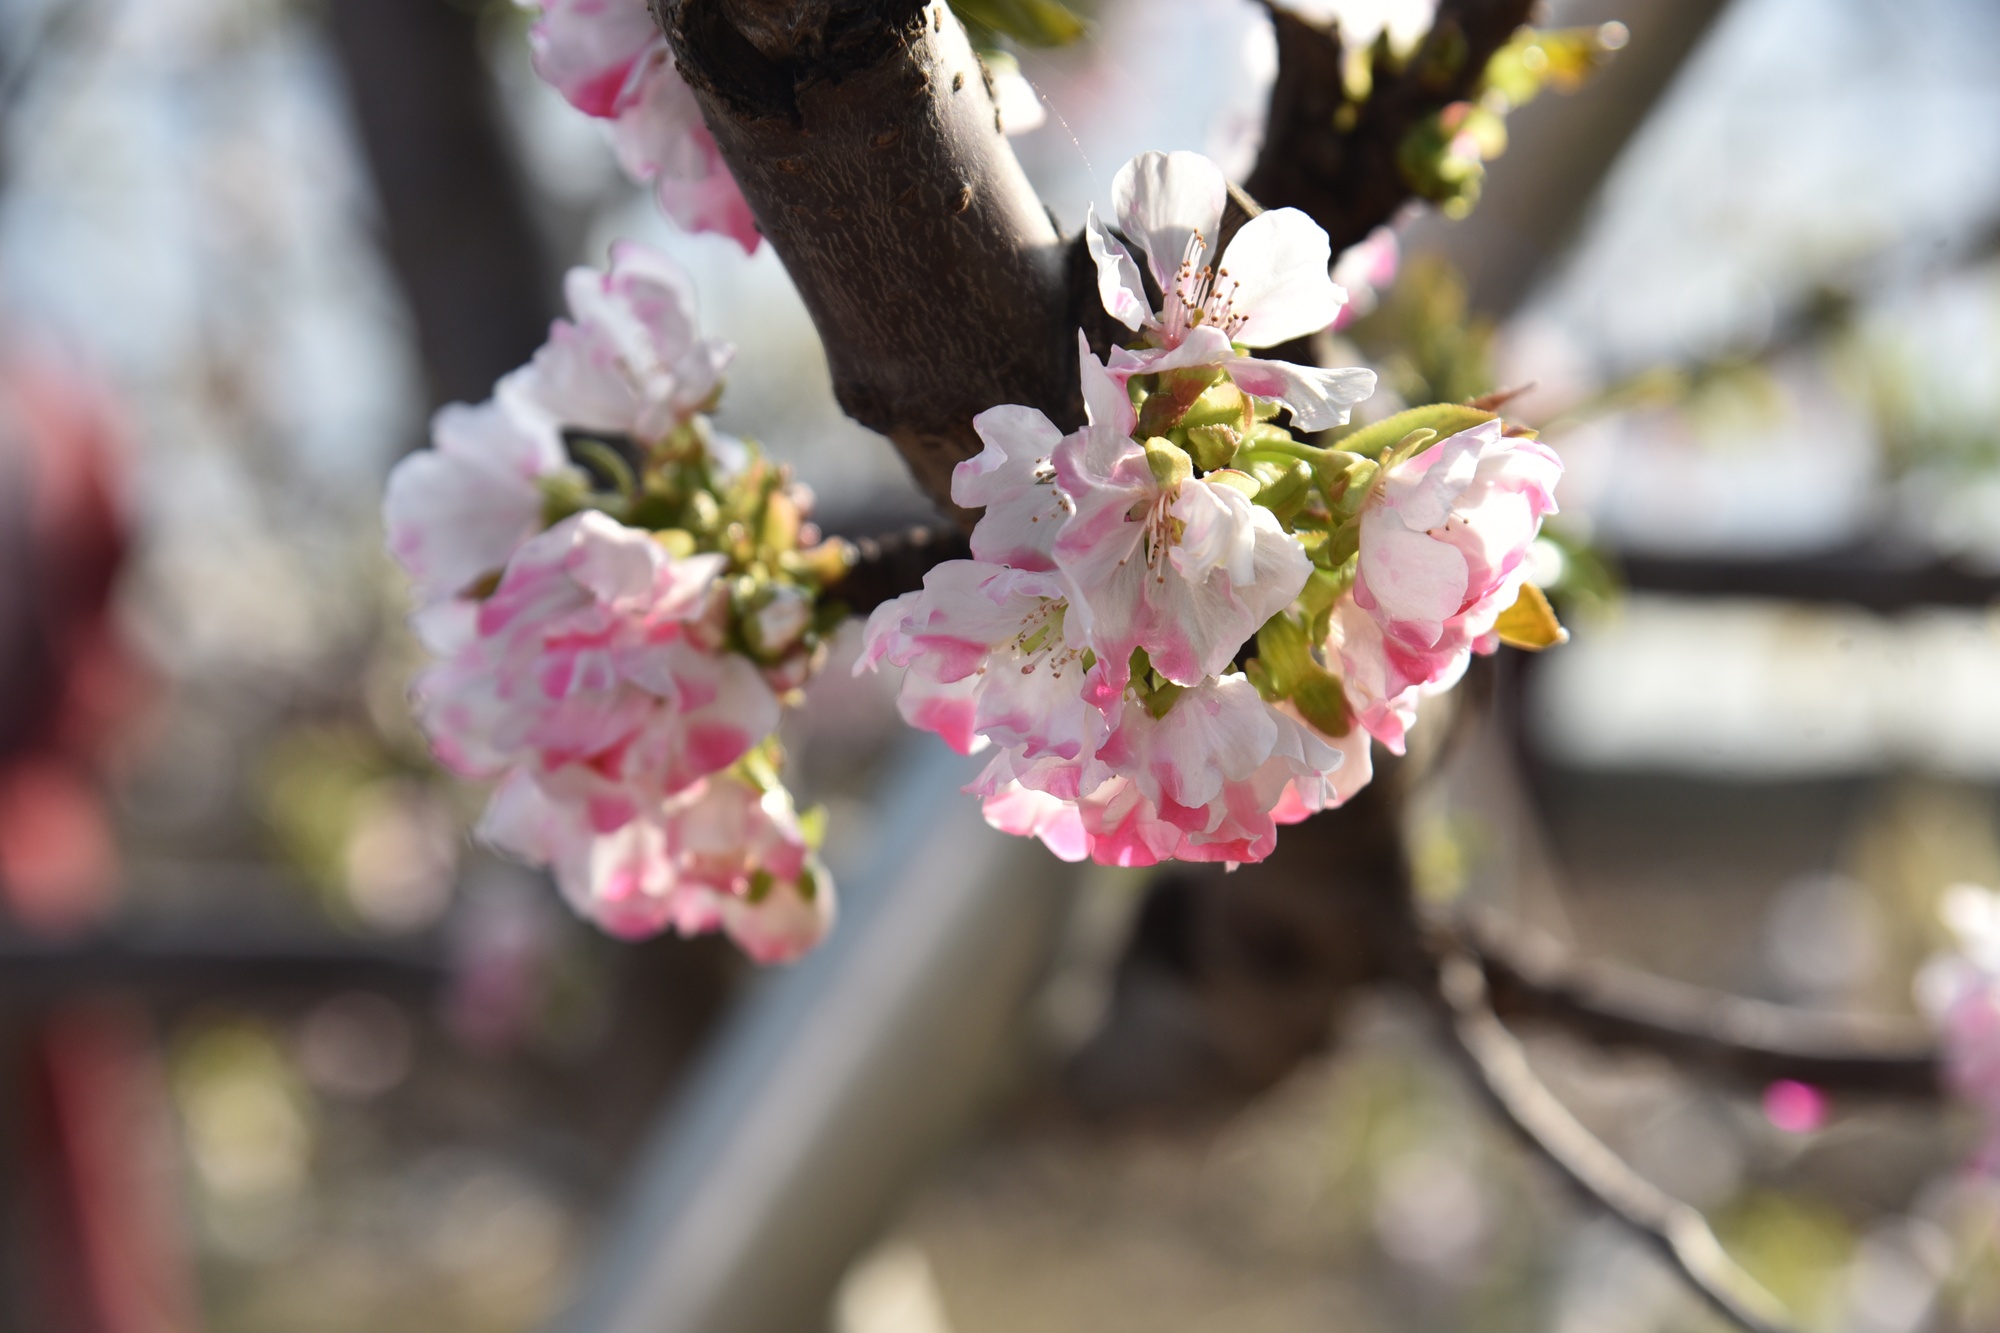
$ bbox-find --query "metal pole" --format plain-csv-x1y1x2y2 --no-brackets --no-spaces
554,739,1078,1333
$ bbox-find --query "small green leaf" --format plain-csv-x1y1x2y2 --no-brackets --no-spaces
949,0,1085,47
1326,403,1495,459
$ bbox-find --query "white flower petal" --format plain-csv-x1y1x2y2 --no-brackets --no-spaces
1113,150,1228,294
1217,207,1345,347
1085,208,1153,332
1224,356,1376,431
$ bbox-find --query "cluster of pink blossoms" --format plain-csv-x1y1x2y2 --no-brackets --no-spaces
862,151,1563,867
384,241,846,961
1918,885,2000,1171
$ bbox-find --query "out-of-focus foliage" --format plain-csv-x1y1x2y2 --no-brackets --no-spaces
1397,23,1627,217
1345,254,1496,410
1713,1192,1853,1327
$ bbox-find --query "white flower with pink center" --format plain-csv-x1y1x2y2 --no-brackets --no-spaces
951,403,1071,572
416,512,779,823
972,678,1353,868
1086,150,1376,430
526,0,761,251
505,241,732,447
481,769,833,962
1053,348,1312,700
859,561,1104,766
1338,418,1561,751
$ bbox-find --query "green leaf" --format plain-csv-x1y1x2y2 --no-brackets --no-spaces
1325,403,1496,459
949,0,1085,47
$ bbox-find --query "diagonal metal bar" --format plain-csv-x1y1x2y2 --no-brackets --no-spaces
552,738,1078,1333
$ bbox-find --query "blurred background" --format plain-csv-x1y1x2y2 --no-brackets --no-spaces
2,0,1999,1328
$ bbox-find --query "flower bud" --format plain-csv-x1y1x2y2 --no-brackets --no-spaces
1143,437,1193,489
744,584,813,660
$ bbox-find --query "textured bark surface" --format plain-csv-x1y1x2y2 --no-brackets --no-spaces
660,0,1078,526
1245,0,1537,256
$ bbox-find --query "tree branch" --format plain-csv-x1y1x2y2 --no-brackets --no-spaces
1436,949,1804,1333
1454,906,1943,1097
828,521,969,614
1244,0,1537,256
660,0,1081,526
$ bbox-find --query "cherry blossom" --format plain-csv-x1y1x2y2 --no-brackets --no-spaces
1338,419,1561,751
505,240,732,447
951,403,1070,572
526,0,761,251
972,681,1351,867
481,769,834,962
607,47,763,254
1086,150,1376,429
384,398,566,605
860,560,1104,767
1053,347,1312,698
415,511,779,823
527,0,661,118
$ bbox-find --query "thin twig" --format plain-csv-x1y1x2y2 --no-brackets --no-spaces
1435,949,1803,1333
1454,907,1942,1096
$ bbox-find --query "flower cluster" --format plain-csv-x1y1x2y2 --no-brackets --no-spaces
862,151,1562,867
1918,884,2000,1172
385,240,849,960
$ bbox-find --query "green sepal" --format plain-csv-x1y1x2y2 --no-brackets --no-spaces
570,437,638,500
1143,679,1186,720
1253,613,1351,737
1382,428,1438,472
1135,365,1227,439
1254,460,1314,522
538,469,597,527
1326,403,1495,459
1184,423,1242,471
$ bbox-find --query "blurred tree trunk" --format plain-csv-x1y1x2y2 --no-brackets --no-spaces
323,0,556,412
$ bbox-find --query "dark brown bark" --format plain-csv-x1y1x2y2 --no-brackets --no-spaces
1244,0,1538,256
828,522,970,614
659,0,1078,525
